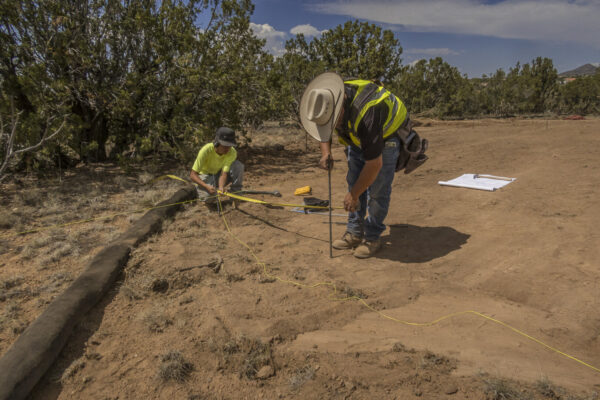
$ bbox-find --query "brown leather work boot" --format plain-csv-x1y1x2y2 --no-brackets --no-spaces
332,232,363,250
353,240,381,259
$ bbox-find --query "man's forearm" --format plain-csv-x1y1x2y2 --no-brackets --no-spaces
320,141,332,156
218,172,228,191
190,170,212,191
350,157,382,198
319,141,333,170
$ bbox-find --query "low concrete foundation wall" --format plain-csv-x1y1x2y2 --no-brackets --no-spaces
0,187,196,400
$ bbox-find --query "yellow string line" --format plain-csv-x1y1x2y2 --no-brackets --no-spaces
219,191,344,210
216,196,600,375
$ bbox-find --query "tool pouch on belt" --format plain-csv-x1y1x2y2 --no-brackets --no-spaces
394,119,429,174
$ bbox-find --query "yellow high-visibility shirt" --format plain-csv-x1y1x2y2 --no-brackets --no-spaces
191,143,237,175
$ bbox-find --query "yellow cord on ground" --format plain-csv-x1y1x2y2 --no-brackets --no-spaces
216,196,600,375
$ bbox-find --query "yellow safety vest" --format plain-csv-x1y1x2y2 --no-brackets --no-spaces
337,79,408,148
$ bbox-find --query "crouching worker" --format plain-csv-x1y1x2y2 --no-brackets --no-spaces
189,127,244,207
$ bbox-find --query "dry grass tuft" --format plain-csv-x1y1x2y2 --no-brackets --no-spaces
226,273,244,283
137,172,154,185
289,365,316,391
140,189,164,207
39,273,72,294
21,228,68,260
60,358,86,383
139,306,173,333
38,193,63,217
483,377,527,400
0,303,22,333
340,284,367,300
4,303,21,319
1,276,24,291
238,337,273,379
19,227,81,267
0,210,21,229
87,195,109,212
46,242,76,263
19,190,44,207
120,284,143,301
157,351,194,382
536,376,560,399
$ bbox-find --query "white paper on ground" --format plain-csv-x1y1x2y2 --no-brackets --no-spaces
438,174,516,191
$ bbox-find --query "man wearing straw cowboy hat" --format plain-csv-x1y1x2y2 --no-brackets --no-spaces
300,72,427,258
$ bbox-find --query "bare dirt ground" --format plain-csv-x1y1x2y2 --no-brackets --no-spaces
1,118,600,399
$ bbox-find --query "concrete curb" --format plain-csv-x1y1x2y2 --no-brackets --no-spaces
0,187,196,400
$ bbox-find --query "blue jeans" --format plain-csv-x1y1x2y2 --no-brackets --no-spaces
346,137,399,241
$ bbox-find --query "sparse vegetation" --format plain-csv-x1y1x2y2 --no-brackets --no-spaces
340,284,367,300
239,337,273,379
0,210,20,229
60,359,86,383
483,377,528,400
157,351,193,382
19,229,79,267
536,376,560,399
139,306,173,333
289,365,316,391
1,276,24,291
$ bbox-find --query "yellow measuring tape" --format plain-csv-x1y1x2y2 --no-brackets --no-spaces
215,196,600,375
155,174,344,210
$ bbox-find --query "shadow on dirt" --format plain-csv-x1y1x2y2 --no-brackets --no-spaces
237,209,328,243
238,145,320,176
377,224,470,263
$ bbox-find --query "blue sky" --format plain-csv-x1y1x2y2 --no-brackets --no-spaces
247,0,600,78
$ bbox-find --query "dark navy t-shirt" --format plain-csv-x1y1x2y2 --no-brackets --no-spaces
355,101,388,160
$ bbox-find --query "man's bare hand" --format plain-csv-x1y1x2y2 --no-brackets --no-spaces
319,153,333,170
343,192,359,212
206,185,217,195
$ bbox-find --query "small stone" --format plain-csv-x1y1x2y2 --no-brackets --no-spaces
445,385,459,395
255,365,274,380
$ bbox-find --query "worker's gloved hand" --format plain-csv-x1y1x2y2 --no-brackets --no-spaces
319,153,333,170
206,185,217,195
343,192,359,212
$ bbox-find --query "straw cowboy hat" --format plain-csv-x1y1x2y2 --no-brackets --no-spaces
299,72,345,142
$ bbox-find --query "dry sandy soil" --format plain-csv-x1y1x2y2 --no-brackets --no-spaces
1,118,600,399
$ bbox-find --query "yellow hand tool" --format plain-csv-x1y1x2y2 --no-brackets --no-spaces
294,186,312,196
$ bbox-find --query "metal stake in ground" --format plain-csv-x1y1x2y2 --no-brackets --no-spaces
328,154,333,258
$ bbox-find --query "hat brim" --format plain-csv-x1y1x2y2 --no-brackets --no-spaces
216,139,236,147
300,72,345,142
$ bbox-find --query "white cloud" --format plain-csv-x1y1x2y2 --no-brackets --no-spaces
290,24,327,37
311,0,600,46
250,22,286,39
408,59,425,67
406,48,461,56
250,22,287,56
